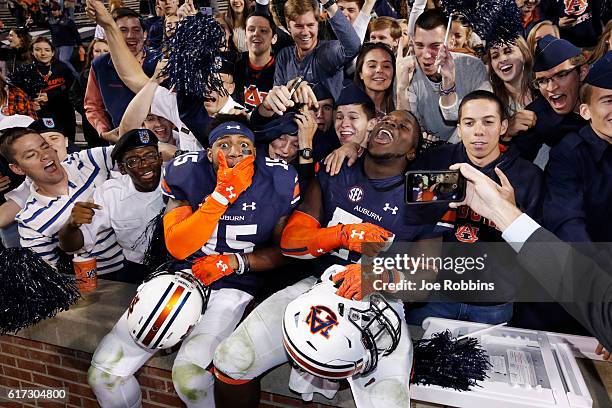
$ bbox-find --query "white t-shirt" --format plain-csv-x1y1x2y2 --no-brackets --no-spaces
81,175,164,264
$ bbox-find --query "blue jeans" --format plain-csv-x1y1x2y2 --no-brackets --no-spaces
57,45,79,78
406,301,514,326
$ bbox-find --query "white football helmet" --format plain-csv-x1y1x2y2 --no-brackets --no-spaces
282,266,401,380
127,269,210,349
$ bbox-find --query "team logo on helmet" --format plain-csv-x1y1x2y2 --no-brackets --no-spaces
138,130,150,144
127,294,140,315
306,305,339,338
347,186,364,203
455,224,479,243
43,118,55,128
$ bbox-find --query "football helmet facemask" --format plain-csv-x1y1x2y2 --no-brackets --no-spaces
282,265,401,380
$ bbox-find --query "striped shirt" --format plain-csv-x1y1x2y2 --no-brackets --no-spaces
16,147,125,274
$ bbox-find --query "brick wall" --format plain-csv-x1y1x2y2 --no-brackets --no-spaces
0,335,339,408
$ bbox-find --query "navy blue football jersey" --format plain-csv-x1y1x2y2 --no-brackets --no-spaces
162,152,300,294
315,157,438,274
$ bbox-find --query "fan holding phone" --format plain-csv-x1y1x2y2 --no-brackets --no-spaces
405,90,544,326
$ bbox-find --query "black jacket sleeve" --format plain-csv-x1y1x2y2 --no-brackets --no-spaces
517,227,612,351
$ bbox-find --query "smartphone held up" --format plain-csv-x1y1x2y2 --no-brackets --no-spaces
405,170,466,204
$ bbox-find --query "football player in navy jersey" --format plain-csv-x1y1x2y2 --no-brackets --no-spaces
87,115,299,408
212,110,438,408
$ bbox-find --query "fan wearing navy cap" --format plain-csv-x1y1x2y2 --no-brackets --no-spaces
543,52,612,243
253,108,319,192
96,115,298,407
313,85,335,134
321,81,379,175
58,128,165,283
512,35,588,167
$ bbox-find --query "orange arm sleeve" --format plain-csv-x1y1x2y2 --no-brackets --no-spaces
163,196,228,260
280,210,343,259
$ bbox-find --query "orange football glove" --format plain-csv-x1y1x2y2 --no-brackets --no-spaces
213,151,255,205
332,264,402,300
192,254,235,285
281,211,393,259
339,223,393,256
332,264,364,300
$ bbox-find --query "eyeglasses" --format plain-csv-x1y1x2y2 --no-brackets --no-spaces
532,67,578,89
123,152,160,169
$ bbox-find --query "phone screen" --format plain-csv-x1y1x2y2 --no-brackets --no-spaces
405,170,466,204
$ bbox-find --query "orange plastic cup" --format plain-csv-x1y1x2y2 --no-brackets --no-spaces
73,256,97,292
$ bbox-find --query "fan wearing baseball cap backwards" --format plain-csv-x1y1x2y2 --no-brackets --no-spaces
86,115,299,408
511,35,588,167
58,129,165,283
213,110,441,408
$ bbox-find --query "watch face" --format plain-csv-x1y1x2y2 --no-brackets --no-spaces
301,148,313,159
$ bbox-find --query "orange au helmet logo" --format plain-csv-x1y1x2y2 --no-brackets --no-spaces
306,305,339,338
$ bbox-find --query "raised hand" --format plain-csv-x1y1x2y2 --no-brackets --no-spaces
213,151,255,205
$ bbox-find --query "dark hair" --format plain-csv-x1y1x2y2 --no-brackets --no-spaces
113,7,146,31
354,42,396,114
246,10,277,33
85,39,108,69
458,90,507,120
30,37,56,62
225,0,252,30
338,0,365,7
0,127,41,164
415,9,447,31
206,114,252,137
10,28,31,53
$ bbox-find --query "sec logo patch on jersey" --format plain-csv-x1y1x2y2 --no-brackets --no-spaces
347,186,364,203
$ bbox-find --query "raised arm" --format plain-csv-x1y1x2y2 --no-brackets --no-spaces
119,65,166,136
86,0,150,93
319,0,361,66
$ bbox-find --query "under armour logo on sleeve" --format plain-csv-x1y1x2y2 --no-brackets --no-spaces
350,230,365,240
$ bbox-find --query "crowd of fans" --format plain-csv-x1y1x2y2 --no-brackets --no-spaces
0,0,610,405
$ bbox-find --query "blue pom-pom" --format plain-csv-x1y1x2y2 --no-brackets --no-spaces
485,0,523,47
163,12,225,97
442,0,522,48
7,64,47,98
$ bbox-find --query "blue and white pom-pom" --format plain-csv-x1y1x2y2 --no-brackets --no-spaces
162,10,226,97
442,0,522,48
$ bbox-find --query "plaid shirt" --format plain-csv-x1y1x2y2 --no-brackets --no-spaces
3,86,37,119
